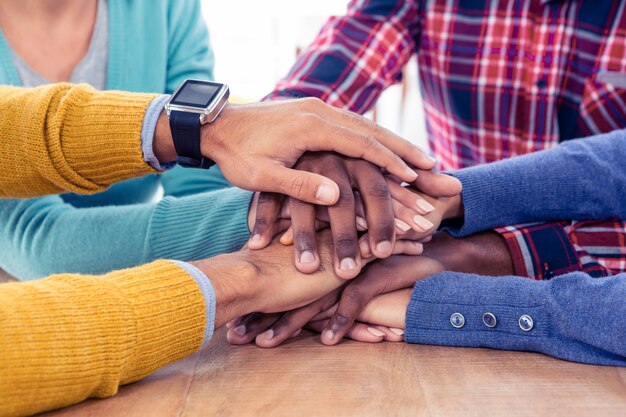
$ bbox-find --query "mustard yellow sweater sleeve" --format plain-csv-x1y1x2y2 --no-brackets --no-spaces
0,83,158,198
0,260,206,417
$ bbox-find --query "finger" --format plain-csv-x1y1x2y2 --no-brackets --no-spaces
327,175,361,279
289,197,321,274
352,162,395,259
280,226,293,245
320,104,437,175
387,179,435,216
392,199,435,234
307,320,385,344
359,237,423,260
368,325,404,342
322,256,419,345
413,170,462,197
264,164,341,205
256,291,341,348
249,192,285,250
226,313,281,345
304,119,419,183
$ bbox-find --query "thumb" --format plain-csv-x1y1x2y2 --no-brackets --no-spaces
266,165,340,205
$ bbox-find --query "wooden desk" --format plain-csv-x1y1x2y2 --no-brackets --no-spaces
42,329,626,417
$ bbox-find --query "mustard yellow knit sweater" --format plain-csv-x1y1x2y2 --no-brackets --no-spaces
0,84,207,417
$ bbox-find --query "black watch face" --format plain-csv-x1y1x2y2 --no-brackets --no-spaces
170,80,222,107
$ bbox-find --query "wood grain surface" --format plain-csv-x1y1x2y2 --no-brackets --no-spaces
42,329,626,417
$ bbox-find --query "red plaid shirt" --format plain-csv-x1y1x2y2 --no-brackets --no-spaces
267,0,626,279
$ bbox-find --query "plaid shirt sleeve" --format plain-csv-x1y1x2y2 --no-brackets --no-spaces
495,220,626,280
265,0,420,113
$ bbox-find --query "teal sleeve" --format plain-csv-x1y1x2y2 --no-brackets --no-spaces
0,189,252,280
165,0,214,92
158,0,234,197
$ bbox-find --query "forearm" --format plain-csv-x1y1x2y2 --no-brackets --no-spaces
0,260,209,417
405,270,626,366
447,130,626,237
266,0,418,113
0,83,166,198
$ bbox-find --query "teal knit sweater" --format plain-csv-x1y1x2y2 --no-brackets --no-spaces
0,0,252,279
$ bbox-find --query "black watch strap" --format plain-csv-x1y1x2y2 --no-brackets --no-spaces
169,110,215,169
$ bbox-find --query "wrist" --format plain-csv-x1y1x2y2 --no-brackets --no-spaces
153,110,177,164
422,231,514,276
200,102,236,164
442,193,464,220
190,254,259,328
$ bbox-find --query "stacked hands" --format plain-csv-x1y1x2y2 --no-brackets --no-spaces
228,156,463,348
209,101,465,348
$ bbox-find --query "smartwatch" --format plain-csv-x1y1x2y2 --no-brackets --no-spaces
165,79,230,169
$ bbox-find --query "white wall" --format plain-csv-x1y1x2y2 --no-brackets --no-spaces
202,0,427,148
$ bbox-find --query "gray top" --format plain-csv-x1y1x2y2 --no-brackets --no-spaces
11,0,108,89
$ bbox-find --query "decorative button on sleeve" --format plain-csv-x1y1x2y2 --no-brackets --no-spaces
482,312,497,328
519,314,534,332
450,313,465,328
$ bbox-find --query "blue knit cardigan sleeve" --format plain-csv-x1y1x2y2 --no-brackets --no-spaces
406,130,626,366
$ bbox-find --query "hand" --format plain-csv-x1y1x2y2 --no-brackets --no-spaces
230,230,514,347
320,231,514,345
360,172,464,251
248,154,462,278
305,288,412,343
190,230,423,329
249,153,402,279
199,99,437,204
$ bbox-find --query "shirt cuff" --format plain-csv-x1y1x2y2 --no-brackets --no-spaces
171,260,216,347
141,94,176,171
405,271,550,350
494,222,582,279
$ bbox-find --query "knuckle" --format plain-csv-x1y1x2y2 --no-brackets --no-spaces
294,231,314,251
341,285,366,307
257,192,276,204
334,233,357,250
360,135,378,150
336,186,355,205
290,175,311,198
301,96,323,109
363,181,390,199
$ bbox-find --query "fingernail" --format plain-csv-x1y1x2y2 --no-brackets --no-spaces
356,216,368,230
404,167,418,180
413,215,434,230
427,155,437,164
367,327,386,337
259,329,274,340
340,258,357,271
289,329,302,339
416,199,435,213
316,184,337,204
323,329,335,341
250,234,262,245
299,250,316,264
233,325,246,336
389,328,405,336
395,219,411,232
376,240,392,254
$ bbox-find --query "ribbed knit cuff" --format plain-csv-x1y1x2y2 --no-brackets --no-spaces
405,272,550,351
443,168,509,238
149,188,253,261
55,85,158,191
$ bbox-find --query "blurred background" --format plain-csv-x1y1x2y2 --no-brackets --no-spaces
202,0,428,149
